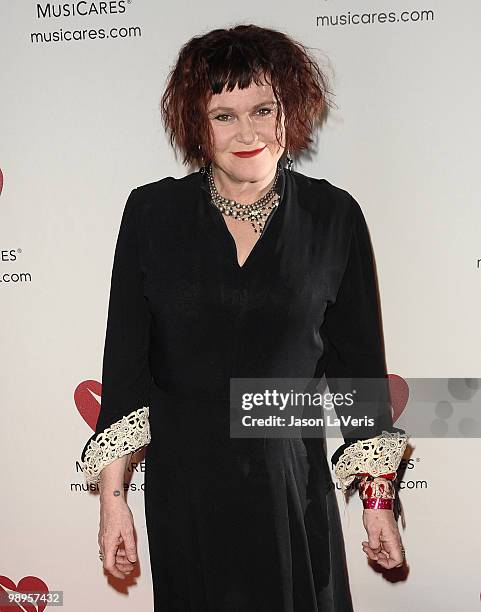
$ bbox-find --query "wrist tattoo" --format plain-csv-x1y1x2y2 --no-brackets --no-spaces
113,490,121,497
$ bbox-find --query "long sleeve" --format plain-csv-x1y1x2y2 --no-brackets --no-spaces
317,195,408,491
80,188,152,485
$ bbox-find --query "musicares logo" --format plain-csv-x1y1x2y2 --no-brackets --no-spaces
75,379,102,429
36,1,127,19
388,374,409,421
0,576,49,612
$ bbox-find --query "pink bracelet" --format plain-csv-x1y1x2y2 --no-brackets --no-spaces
363,497,393,509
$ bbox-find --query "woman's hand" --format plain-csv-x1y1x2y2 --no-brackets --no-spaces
362,509,404,569
98,498,138,579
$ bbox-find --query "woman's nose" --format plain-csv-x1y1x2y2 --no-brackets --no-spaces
236,116,258,145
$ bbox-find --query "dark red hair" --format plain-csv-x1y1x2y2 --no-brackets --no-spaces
160,24,333,168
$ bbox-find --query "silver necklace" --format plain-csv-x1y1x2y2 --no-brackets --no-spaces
207,163,281,235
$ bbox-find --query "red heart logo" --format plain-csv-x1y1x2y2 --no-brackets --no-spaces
74,380,101,431
0,575,49,612
388,374,409,422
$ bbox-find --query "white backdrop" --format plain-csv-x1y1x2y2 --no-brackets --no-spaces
1,1,480,610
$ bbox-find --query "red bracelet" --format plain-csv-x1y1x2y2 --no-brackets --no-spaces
357,472,397,509
363,497,393,509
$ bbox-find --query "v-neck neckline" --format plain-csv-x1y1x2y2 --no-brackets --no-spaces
200,165,287,272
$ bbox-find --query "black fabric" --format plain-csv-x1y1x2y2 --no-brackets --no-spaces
81,166,401,611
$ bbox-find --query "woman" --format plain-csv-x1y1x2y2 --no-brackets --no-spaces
80,24,409,611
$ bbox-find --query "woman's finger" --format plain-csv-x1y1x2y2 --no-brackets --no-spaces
116,559,134,567
380,537,404,565
115,561,134,573
102,538,125,579
121,527,138,564
362,544,379,561
115,558,134,569
375,540,404,568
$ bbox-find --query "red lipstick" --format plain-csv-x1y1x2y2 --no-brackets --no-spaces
232,145,266,158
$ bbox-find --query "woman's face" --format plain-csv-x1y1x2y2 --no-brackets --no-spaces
206,80,285,184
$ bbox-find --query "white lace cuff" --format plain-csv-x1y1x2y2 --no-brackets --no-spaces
334,430,409,492
81,406,151,485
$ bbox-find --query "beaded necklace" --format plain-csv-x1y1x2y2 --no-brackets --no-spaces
207,163,281,235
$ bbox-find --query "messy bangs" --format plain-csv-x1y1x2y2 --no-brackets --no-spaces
160,24,333,167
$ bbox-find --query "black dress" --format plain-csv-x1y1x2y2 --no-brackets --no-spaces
81,165,400,611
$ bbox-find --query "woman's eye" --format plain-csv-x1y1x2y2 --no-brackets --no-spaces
212,107,275,122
